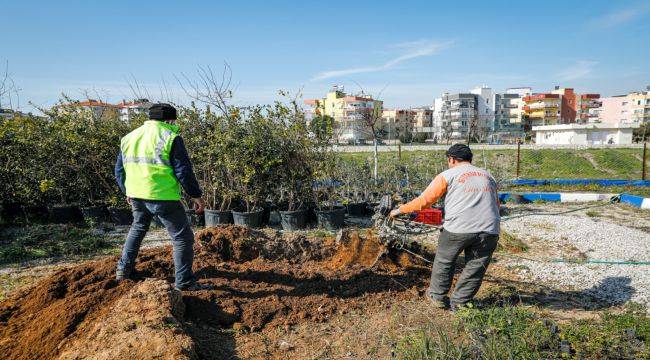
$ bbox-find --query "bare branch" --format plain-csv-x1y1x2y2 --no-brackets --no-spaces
175,63,234,117
0,60,20,110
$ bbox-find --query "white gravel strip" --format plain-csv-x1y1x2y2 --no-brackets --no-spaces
501,213,650,307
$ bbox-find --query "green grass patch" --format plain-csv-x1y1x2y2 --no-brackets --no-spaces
457,306,559,359
340,148,645,187
396,304,650,360
0,224,113,265
396,328,470,360
497,231,528,253
561,304,650,359
585,210,601,217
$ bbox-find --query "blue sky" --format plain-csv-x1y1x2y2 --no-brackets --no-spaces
1,0,649,110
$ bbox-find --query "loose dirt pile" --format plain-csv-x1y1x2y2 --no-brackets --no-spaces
0,225,429,360
58,279,195,360
328,229,419,271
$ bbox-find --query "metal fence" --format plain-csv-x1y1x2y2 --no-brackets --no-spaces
513,143,647,181
336,143,648,191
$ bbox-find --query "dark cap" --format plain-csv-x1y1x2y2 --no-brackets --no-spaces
445,143,473,162
148,103,177,120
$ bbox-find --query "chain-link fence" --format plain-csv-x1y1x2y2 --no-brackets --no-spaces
336,143,648,193
515,144,647,180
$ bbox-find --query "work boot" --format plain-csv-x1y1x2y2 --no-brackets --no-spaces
175,282,215,291
427,295,450,309
115,269,131,282
450,302,474,313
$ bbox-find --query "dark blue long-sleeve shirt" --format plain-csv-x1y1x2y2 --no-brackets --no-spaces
115,136,203,198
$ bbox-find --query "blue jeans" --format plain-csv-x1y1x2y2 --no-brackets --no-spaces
117,199,196,289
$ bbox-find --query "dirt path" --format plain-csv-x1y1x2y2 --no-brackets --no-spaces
578,152,616,175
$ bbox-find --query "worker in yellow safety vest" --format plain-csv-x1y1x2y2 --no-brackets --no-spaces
115,103,211,291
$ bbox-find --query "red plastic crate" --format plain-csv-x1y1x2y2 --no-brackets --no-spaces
413,208,443,225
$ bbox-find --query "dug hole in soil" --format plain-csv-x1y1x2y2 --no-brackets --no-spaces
0,225,429,359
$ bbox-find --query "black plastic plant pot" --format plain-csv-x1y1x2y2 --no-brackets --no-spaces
268,210,281,226
261,204,272,225
108,207,133,225
49,205,83,224
366,202,379,216
204,209,233,227
346,202,367,217
24,206,50,224
1,202,24,224
306,205,318,224
316,206,346,230
232,208,264,228
279,209,308,231
184,209,206,227
81,205,108,224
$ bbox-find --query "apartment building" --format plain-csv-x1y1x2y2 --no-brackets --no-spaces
381,108,434,140
522,93,562,127
432,92,479,141
117,98,153,123
599,90,650,124
523,87,601,127
433,86,529,143
59,99,118,120
381,109,413,139
492,93,525,141
305,85,383,143
576,94,601,123
408,108,432,128
629,91,650,123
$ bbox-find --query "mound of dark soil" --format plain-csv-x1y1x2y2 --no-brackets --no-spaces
0,225,428,360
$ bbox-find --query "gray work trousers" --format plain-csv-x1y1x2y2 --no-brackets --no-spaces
117,199,196,289
427,229,498,306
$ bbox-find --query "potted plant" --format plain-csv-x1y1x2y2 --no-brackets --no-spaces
340,160,372,217
179,105,236,227
228,107,278,228
202,164,236,226
274,101,314,231
312,151,346,230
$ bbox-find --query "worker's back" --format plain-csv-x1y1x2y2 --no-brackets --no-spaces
120,120,181,200
439,164,499,234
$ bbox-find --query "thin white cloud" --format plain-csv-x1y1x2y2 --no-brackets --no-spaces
556,60,598,81
591,3,650,28
311,40,452,81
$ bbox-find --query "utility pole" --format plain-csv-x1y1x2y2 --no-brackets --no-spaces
643,142,647,181
516,141,521,178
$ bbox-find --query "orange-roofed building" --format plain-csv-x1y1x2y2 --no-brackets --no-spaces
59,99,118,120
117,98,153,123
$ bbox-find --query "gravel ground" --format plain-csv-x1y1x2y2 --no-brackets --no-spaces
499,203,650,308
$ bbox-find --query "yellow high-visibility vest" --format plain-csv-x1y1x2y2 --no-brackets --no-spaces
120,120,181,200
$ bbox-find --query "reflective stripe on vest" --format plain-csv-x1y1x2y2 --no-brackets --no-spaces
122,127,174,166
121,156,170,166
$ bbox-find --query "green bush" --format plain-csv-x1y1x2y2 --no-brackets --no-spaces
0,98,134,210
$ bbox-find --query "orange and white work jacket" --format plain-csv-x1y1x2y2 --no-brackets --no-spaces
399,164,500,235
